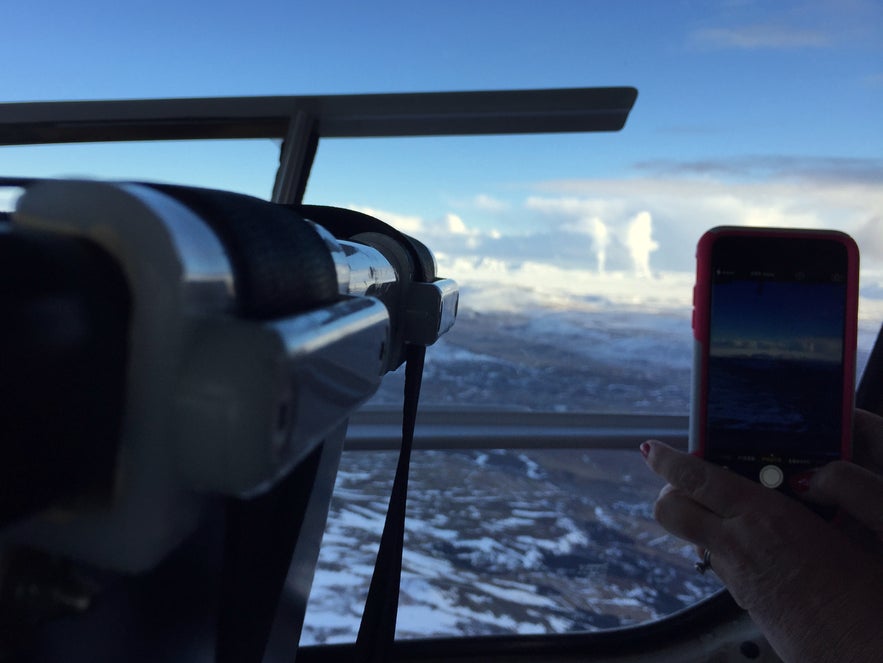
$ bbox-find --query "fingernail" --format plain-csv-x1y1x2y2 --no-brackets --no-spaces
640,441,652,459
789,470,815,493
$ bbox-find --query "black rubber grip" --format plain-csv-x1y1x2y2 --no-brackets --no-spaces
145,184,340,320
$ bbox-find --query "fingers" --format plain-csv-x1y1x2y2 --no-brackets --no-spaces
853,409,883,474
642,440,766,518
653,484,723,548
803,460,883,534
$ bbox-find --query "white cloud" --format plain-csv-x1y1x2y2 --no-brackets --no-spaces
444,213,481,250
625,211,659,278
692,24,831,50
346,204,424,233
445,213,470,235
590,218,610,275
342,161,882,297
439,255,694,315
525,195,628,223
473,194,509,212
441,213,485,249
527,197,665,274
532,172,883,271
852,216,883,263
564,216,610,274
390,170,878,276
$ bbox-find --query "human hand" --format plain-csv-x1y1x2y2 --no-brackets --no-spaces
642,432,883,662
794,409,883,558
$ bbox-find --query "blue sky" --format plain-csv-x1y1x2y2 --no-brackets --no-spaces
2,0,882,280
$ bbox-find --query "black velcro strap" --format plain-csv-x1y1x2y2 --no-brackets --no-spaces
144,184,340,320
355,343,426,661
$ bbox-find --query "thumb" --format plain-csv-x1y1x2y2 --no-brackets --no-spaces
803,461,883,535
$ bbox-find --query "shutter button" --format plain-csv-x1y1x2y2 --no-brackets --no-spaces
759,464,784,489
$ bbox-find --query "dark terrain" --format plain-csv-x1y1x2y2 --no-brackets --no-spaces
300,305,721,643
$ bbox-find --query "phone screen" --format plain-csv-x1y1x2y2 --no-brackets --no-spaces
704,234,853,480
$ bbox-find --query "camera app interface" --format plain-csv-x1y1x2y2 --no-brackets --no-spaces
707,238,847,465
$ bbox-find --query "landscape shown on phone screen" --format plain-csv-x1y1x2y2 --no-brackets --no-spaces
707,278,846,455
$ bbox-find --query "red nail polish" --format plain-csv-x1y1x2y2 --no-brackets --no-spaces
640,441,651,459
789,470,815,493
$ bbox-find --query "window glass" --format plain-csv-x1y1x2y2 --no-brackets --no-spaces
302,447,721,644
300,129,881,642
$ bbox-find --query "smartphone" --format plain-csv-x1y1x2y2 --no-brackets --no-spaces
690,226,859,495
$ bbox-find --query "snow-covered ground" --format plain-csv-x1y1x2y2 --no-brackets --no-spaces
298,266,881,645
300,448,723,645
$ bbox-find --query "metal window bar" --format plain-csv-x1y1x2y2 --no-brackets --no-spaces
345,409,688,452
0,87,638,204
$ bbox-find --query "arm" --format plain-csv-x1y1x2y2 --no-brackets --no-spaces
642,429,883,663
